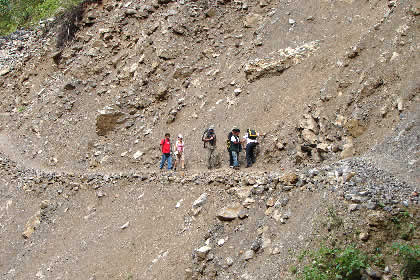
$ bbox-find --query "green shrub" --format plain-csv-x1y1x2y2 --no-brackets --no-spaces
0,0,84,35
298,245,369,280
392,243,420,279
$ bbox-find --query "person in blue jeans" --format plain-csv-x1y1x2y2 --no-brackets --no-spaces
160,133,172,170
229,129,241,169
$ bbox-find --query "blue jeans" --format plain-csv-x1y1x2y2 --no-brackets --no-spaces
232,151,239,167
160,153,172,170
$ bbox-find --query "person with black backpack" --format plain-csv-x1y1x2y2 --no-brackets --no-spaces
202,125,217,169
243,128,259,168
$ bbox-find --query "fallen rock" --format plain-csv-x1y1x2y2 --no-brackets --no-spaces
243,13,262,28
22,211,41,239
216,203,242,221
359,232,369,241
195,245,211,259
279,172,298,185
193,193,208,208
242,250,255,260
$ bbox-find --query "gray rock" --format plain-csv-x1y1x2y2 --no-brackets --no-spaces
242,250,255,260
193,193,208,208
349,204,360,212
125,9,137,16
226,257,234,266
359,232,369,241
216,203,242,221
195,245,211,259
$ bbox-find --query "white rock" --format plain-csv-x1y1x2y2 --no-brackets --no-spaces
242,250,255,260
390,52,399,62
195,245,211,259
193,193,208,208
133,151,143,160
217,239,225,246
120,221,130,229
289,18,296,25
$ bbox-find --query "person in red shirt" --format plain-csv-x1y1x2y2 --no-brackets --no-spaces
160,133,172,170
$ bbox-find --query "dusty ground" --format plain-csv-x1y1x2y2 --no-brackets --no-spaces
0,0,419,279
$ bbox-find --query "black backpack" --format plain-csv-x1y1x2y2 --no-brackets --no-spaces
202,129,216,147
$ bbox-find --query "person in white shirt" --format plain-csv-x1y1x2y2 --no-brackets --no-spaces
242,129,259,168
229,129,241,169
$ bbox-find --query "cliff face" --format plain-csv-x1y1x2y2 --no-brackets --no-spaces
0,0,418,279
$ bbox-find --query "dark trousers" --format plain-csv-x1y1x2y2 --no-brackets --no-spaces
229,150,233,166
246,142,257,167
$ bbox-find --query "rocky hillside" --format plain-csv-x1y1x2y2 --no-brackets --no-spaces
0,0,419,279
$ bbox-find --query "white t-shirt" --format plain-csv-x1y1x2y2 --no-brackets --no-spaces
231,135,239,143
243,133,258,145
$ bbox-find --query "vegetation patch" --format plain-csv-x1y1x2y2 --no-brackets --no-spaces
298,245,368,280
294,204,420,279
0,0,87,36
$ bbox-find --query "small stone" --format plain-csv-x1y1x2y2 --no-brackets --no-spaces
271,247,280,255
217,239,225,246
125,9,137,16
283,185,294,191
193,193,208,208
349,204,360,212
40,200,49,209
359,232,369,241
216,203,242,221
226,257,234,266
242,250,255,260
397,97,404,112
238,209,249,219
133,151,143,160
0,67,11,76
365,202,377,210
120,221,130,229
266,197,275,207
234,88,242,96
366,267,382,279
195,245,211,259
191,207,202,216
390,52,399,62
251,239,262,252
289,18,296,25
97,190,105,198
242,197,255,208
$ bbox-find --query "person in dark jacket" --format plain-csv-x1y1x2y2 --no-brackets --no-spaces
229,128,241,169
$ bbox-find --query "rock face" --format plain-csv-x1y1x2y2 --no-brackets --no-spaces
244,41,319,81
96,106,126,136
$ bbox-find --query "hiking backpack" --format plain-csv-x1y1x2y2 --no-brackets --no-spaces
247,129,258,140
202,129,216,147
226,131,233,151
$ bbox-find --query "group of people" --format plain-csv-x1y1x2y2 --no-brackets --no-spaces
159,133,185,171
159,126,259,171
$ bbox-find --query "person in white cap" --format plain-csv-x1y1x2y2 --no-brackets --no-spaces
173,134,185,170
